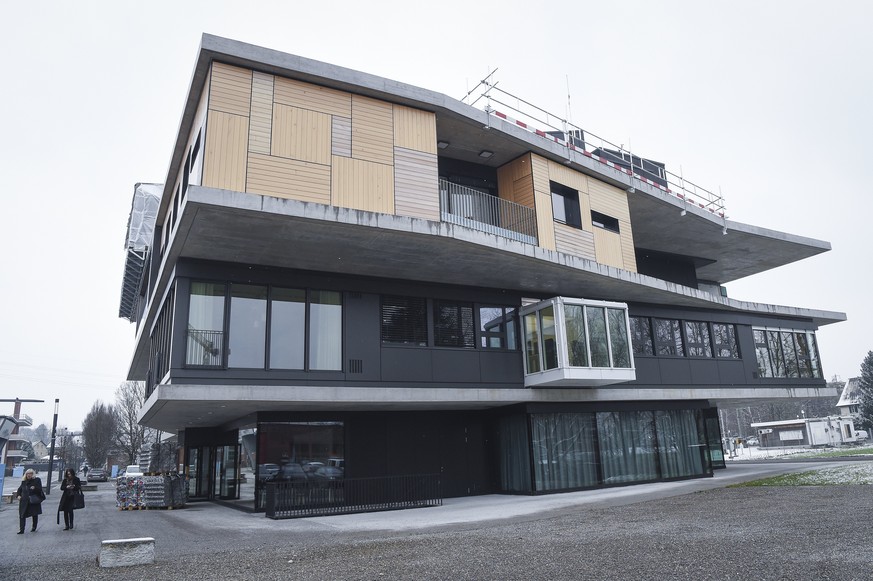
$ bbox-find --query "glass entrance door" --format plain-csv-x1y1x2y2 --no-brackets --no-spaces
214,444,240,500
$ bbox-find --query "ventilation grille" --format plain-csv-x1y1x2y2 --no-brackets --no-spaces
349,359,363,374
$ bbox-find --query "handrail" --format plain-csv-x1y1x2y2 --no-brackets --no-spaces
439,179,538,244
466,81,727,220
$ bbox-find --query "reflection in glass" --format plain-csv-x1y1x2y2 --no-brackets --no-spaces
524,313,540,373
187,282,226,366
608,308,631,368
531,413,597,490
713,323,739,358
587,307,609,367
630,316,654,356
309,290,342,370
684,321,713,358
540,306,558,370
564,305,589,367
597,410,658,484
229,284,267,368
655,409,705,478
270,287,305,369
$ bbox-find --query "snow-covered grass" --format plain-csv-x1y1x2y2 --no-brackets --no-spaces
725,445,873,461
732,463,873,487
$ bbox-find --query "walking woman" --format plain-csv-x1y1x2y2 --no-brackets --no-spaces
15,468,45,534
58,468,82,530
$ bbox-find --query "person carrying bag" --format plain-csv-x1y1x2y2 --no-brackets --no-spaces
16,468,45,533
58,468,83,530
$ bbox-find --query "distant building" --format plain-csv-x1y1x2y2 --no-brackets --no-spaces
119,34,846,510
752,416,861,448
837,377,862,417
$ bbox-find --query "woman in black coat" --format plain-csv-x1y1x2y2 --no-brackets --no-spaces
58,468,82,530
15,468,44,534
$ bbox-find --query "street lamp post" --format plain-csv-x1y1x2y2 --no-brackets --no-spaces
46,399,59,495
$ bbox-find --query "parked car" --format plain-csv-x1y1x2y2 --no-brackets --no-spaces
279,462,308,486
257,463,280,481
302,461,325,475
310,466,344,487
87,469,107,482
124,464,144,477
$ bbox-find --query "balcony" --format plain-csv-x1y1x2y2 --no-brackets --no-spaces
439,179,537,245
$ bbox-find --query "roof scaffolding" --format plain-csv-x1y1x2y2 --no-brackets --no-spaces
119,183,161,321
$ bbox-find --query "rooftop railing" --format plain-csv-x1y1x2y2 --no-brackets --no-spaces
464,78,727,221
439,179,538,245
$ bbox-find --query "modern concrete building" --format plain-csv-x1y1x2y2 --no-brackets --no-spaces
120,34,845,509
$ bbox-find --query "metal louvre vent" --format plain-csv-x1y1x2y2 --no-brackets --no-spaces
349,359,363,374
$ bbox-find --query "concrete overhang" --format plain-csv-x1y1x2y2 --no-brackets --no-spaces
157,34,830,289
139,383,841,433
126,186,845,380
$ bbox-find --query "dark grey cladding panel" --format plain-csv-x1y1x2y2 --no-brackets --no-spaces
381,347,434,382
432,350,481,384
717,359,747,385
629,357,662,385
689,359,721,385
344,292,381,381
479,351,524,385
658,359,693,385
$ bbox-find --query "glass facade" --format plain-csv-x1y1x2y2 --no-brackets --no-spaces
186,282,226,366
753,327,822,379
270,287,306,369
229,284,267,368
309,290,343,370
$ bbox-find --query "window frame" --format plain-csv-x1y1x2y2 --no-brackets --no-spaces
550,181,583,229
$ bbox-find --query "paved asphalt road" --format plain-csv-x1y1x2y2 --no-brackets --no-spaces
2,460,872,580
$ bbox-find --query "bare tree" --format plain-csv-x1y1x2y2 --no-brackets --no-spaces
113,381,151,465
81,402,115,468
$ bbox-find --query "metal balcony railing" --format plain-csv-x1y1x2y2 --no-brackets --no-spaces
186,328,224,367
439,179,537,244
265,473,443,519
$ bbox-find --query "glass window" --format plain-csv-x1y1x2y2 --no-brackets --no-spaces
587,307,610,367
754,329,773,377
653,318,684,357
531,413,598,491
309,290,342,370
807,332,822,379
186,282,226,366
228,284,268,368
597,410,658,484
550,182,582,228
382,296,428,346
767,331,786,377
630,316,654,356
269,287,306,369
780,331,799,378
713,323,739,358
684,321,713,358
540,306,559,369
563,305,589,367
655,409,706,479
608,308,631,368
523,312,540,373
479,306,518,350
434,300,475,348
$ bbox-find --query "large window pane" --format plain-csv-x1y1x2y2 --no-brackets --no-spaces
434,300,475,348
564,305,589,367
309,290,342,370
480,306,517,350
228,284,267,368
540,306,558,370
587,307,609,367
754,329,774,377
630,316,654,356
531,413,598,491
608,308,631,368
655,409,706,478
382,296,427,346
807,332,822,379
767,331,786,376
597,410,658,484
270,287,305,369
187,282,226,366
523,312,540,373
713,323,739,358
654,318,683,356
684,321,713,358
781,331,799,378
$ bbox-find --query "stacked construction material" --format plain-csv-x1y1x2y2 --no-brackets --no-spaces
116,475,146,509
165,473,187,507
143,475,165,507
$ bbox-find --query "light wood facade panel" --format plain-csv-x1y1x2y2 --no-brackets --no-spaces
593,228,625,269
554,223,595,260
248,72,274,155
203,110,249,192
547,160,588,193
246,152,331,204
273,77,352,117
351,95,394,166
535,191,556,251
620,222,638,272
332,116,352,157
331,156,395,214
209,63,252,117
395,147,439,221
271,104,332,165
497,155,534,208
588,179,631,222
530,154,551,197
393,106,437,154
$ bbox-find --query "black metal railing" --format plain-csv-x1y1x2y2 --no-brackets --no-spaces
264,474,443,519
439,179,537,244
186,328,224,366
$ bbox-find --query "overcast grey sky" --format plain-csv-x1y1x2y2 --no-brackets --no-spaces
2,0,870,431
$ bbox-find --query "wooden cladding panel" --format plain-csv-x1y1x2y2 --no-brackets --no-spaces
393,106,437,154
273,77,352,117
534,191,556,251
271,104,331,165
209,63,252,117
248,72,273,154
497,155,533,207
511,174,535,209
332,116,352,157
620,222,637,272
394,147,439,221
554,222,595,260
530,154,551,196
588,178,631,222
203,110,249,192
331,156,395,214
593,227,625,269
351,95,394,166
547,160,588,193
246,153,331,204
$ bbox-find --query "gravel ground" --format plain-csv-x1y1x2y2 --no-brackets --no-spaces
4,484,872,580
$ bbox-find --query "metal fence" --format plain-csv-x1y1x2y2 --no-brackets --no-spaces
439,179,537,244
264,474,443,519
185,328,223,366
